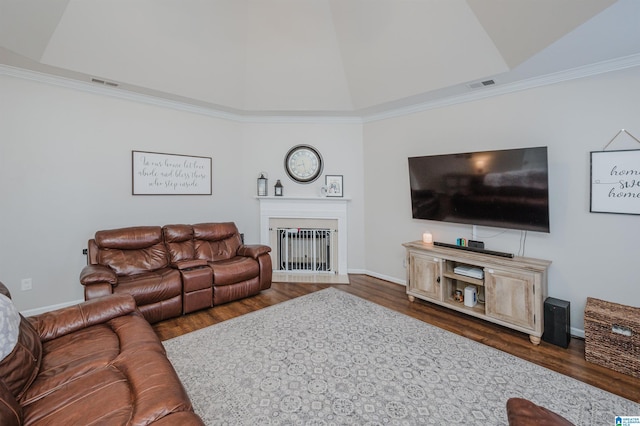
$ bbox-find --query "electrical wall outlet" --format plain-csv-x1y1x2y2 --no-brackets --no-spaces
21,278,32,291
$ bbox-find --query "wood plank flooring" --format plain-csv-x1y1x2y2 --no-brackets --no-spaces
153,274,639,403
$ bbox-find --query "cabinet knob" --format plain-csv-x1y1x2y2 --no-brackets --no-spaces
437,276,441,283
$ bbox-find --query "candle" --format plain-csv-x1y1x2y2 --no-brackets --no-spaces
422,232,433,244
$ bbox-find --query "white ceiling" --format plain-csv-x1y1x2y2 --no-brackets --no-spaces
1,0,639,118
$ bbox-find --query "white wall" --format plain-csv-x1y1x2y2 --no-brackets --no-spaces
3,65,638,334
0,74,365,311
363,66,640,333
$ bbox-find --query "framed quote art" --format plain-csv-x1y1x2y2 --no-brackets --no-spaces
590,149,640,215
132,150,212,195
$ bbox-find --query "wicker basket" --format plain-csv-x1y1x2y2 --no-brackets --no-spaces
584,297,640,378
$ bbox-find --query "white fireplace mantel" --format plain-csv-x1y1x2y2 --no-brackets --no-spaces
258,196,349,273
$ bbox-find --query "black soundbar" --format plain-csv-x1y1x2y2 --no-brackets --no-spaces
433,241,514,258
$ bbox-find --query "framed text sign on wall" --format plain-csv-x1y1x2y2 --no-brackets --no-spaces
132,150,212,195
590,149,640,215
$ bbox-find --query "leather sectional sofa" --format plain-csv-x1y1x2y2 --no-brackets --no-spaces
80,222,272,323
0,281,204,425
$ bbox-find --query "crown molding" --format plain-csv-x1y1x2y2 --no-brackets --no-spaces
0,64,246,121
361,53,640,122
3,53,640,125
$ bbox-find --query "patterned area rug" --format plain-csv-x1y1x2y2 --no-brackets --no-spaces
164,288,639,425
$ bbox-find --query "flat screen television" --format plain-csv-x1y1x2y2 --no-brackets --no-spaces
408,146,550,233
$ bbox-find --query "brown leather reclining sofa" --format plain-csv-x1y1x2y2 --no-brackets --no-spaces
80,222,272,323
0,281,204,425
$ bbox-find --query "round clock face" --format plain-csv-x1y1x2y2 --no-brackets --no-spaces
284,145,323,183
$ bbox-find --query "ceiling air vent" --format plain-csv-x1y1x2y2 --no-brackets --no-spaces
91,78,119,87
467,79,495,89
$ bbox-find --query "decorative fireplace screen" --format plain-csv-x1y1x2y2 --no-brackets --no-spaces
276,228,335,272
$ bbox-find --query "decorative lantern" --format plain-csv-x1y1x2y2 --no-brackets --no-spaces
274,179,283,196
257,173,268,196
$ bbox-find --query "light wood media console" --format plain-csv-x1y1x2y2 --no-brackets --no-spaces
403,241,551,344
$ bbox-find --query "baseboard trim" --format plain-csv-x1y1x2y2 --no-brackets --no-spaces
359,270,406,286
570,327,585,339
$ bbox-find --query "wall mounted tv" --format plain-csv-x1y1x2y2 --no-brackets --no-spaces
408,146,550,233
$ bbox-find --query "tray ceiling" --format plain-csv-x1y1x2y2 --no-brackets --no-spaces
1,0,638,118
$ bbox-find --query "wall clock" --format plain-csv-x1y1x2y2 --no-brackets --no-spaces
284,145,323,183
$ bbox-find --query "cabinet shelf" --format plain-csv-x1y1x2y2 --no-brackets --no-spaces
403,240,551,345
441,271,484,287
443,297,485,315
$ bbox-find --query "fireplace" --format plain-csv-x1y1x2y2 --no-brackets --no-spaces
258,197,349,275
272,219,338,273
277,228,333,271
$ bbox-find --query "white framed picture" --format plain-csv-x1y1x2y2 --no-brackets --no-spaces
325,175,344,197
132,150,212,195
590,149,640,214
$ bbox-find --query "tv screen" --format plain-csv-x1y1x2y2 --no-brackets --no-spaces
408,147,550,233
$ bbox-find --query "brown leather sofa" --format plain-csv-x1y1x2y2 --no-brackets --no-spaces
0,281,204,426
80,222,272,323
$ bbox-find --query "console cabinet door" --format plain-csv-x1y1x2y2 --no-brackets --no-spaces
409,252,441,301
484,268,536,330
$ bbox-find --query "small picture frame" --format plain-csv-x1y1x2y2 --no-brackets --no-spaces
325,175,344,197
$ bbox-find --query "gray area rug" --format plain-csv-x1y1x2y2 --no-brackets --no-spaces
164,288,639,425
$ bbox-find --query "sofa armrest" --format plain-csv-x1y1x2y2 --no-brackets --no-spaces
237,244,271,259
79,264,117,286
28,294,139,343
170,259,209,270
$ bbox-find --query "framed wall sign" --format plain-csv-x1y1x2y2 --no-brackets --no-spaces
132,150,212,195
325,175,344,197
590,149,640,214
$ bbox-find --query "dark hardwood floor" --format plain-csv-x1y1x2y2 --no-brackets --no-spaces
153,274,640,403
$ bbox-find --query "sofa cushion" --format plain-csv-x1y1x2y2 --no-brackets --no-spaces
163,224,196,263
193,222,238,241
115,268,182,305
95,226,163,250
22,315,165,405
95,227,169,276
210,257,260,286
193,223,242,262
20,324,122,405
98,242,169,276
23,365,133,424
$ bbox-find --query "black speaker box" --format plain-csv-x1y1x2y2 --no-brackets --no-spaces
543,297,570,348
